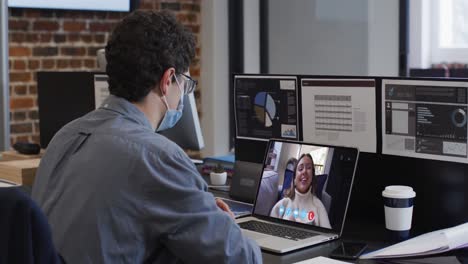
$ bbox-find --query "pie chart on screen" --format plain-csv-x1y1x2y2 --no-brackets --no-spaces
254,92,276,127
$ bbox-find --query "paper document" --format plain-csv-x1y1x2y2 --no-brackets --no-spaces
301,79,377,153
293,256,351,264
381,79,468,163
360,222,468,259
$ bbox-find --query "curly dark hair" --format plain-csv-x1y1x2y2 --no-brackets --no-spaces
105,10,196,102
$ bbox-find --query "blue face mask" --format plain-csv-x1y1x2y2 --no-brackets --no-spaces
156,77,184,132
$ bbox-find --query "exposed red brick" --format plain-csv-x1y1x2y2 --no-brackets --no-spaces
10,123,33,134
14,135,30,143
63,21,87,32
108,12,126,20
53,34,67,43
182,3,201,12
32,47,58,56
10,9,24,17
39,33,52,42
84,59,96,68
24,10,41,18
9,46,31,57
28,60,40,70
13,111,27,121
25,33,39,42
87,46,102,56
31,135,40,144
10,32,25,43
33,21,59,31
9,20,29,31
81,34,93,43
10,72,31,82
190,68,200,77
176,13,187,23
95,12,107,20
10,97,34,109
42,59,55,69
57,59,69,69
89,22,113,32
70,59,82,68
68,34,80,42
161,2,181,11
13,60,26,70
94,34,106,43
14,85,27,95
139,1,155,10
61,46,86,56
79,12,95,19
29,110,39,120
186,25,199,34
28,85,37,95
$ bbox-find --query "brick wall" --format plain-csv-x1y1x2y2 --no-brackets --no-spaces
8,0,201,146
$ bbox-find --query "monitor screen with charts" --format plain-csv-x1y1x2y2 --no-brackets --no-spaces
234,75,300,141
236,139,359,253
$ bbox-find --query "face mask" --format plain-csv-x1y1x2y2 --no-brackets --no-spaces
156,76,184,132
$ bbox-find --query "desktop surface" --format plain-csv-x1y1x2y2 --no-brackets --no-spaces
208,187,468,264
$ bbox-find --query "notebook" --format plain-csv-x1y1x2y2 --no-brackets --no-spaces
236,139,359,253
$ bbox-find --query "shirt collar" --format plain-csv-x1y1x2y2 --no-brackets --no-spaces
100,94,154,131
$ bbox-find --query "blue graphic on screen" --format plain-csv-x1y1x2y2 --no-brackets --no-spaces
254,92,277,127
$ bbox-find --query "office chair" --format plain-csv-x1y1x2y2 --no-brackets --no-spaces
0,187,64,264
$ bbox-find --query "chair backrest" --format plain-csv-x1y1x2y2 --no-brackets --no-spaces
315,174,328,200
0,187,63,264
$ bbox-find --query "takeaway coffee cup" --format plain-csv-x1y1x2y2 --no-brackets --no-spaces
382,185,416,240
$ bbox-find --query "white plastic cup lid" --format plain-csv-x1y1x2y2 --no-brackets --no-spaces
382,185,416,199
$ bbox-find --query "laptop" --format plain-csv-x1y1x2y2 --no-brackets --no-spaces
236,139,359,253
215,160,263,218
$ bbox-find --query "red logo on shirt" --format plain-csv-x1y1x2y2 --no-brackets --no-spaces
308,211,315,221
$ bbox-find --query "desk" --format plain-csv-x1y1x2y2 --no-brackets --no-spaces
209,188,468,264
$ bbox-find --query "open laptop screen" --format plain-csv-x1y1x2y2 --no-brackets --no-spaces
252,139,358,233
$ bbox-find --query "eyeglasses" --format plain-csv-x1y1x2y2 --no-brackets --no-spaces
179,73,198,94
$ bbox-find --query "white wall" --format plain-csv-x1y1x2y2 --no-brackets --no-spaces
199,0,399,157
268,0,399,76
367,0,399,76
243,0,260,73
408,0,431,69
200,0,230,157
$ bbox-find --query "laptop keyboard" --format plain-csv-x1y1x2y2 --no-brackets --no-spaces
239,220,318,241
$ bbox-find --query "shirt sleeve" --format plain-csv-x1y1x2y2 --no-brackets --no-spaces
138,147,262,264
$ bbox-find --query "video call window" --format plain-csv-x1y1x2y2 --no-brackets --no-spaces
253,140,357,232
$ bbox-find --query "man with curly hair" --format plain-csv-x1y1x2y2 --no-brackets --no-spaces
32,11,261,263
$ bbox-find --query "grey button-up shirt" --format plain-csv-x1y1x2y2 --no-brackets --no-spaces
32,95,261,264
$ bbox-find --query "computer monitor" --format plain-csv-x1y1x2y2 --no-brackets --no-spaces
159,93,205,150
37,71,204,150
234,75,300,141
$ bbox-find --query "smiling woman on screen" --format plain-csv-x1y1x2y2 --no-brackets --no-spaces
270,153,331,228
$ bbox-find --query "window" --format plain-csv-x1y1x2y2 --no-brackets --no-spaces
431,0,468,63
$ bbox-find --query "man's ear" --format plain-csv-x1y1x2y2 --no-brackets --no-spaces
158,67,176,96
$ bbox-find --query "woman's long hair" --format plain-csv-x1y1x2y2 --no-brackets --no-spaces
284,153,316,200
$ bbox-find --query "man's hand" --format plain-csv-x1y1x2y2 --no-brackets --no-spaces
215,198,235,219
